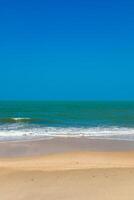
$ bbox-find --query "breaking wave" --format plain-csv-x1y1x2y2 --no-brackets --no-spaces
0,126,134,141
0,117,33,123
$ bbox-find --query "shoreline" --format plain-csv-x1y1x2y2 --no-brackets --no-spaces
0,137,134,157
1,135,134,143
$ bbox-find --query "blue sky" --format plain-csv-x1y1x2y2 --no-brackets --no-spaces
0,0,134,100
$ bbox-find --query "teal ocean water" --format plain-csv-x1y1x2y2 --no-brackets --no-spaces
0,101,134,141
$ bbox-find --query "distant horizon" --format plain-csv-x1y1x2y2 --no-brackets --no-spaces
0,99,134,102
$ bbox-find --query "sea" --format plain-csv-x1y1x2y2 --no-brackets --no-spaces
0,101,134,141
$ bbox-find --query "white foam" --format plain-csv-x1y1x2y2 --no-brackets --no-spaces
11,118,31,121
0,126,134,141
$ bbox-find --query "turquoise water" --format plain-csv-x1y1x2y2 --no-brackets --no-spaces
0,101,134,141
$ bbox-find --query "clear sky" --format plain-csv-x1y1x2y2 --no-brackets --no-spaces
0,0,134,100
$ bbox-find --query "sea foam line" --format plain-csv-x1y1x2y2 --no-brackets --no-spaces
0,127,134,141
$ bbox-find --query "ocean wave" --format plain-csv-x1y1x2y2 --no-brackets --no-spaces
0,126,134,141
12,118,31,121
0,117,35,123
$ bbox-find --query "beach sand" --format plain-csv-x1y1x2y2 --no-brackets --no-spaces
0,139,134,200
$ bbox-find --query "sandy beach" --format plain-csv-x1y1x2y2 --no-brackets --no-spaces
0,139,134,200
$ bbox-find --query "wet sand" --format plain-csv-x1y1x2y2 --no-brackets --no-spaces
0,138,134,200
0,137,134,157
